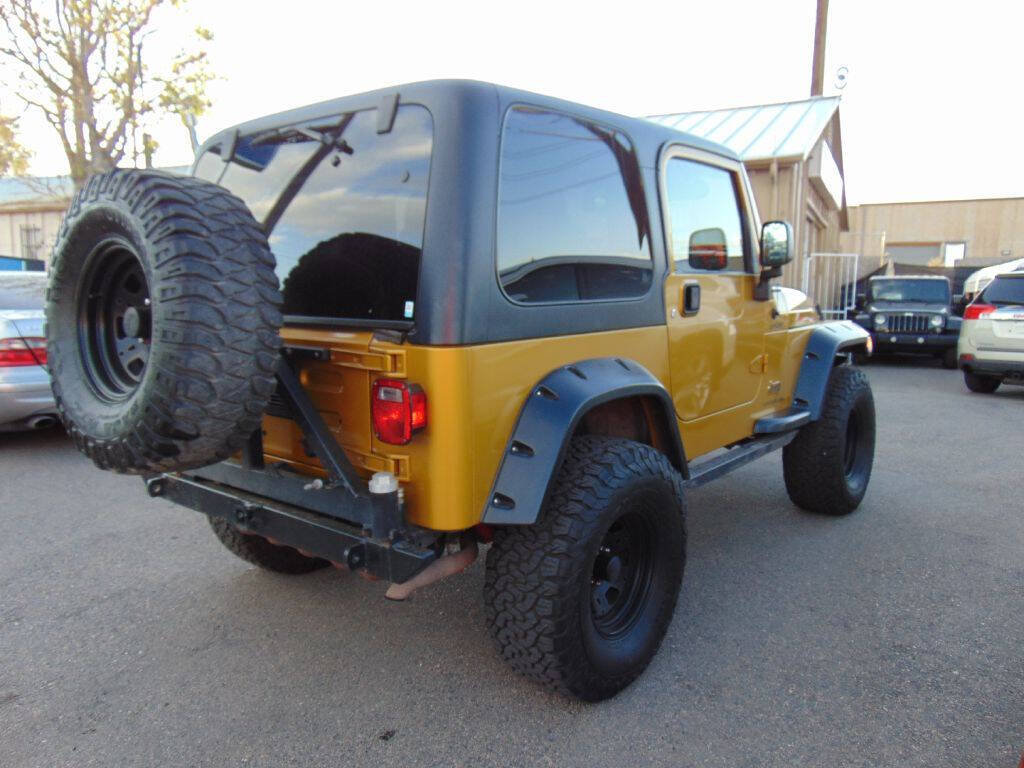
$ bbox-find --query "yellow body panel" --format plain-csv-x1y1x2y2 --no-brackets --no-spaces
266,298,816,531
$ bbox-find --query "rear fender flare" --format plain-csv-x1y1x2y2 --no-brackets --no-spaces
793,321,871,420
481,358,686,526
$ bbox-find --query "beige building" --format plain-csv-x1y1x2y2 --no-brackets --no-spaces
840,197,1024,272
0,177,73,271
649,96,848,288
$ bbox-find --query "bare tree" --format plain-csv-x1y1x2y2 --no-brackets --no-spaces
0,0,214,189
0,113,32,176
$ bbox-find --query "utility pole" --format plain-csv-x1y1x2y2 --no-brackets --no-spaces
810,0,829,96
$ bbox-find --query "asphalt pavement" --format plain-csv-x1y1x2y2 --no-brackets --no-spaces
1,359,1022,768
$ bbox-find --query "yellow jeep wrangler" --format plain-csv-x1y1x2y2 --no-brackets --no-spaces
46,80,874,701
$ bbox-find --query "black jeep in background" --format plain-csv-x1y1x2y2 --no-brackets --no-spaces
852,275,961,368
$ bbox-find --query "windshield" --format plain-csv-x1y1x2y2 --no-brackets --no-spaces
981,276,1024,306
869,279,949,304
194,105,433,324
0,273,47,310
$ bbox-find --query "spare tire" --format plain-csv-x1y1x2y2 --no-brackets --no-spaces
46,169,282,474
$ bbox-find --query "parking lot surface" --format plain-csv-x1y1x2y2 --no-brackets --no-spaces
1,360,1022,768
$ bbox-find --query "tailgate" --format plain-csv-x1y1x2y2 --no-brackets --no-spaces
262,328,403,477
989,307,1024,344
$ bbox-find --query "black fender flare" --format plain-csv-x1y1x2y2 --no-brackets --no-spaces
792,321,871,420
481,357,686,526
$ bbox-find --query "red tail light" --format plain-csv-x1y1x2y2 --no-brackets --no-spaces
372,378,427,445
0,337,47,367
963,303,995,320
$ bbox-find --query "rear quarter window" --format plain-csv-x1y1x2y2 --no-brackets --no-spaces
496,107,652,304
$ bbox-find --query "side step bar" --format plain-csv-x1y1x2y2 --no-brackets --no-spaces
684,431,797,489
753,407,811,435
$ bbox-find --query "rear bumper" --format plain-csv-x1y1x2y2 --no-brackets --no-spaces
0,367,57,428
959,357,1024,381
870,332,955,353
146,463,441,583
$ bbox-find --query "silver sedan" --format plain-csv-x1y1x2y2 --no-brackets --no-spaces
0,272,58,431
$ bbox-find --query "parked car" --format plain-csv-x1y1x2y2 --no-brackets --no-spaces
0,272,58,431
44,80,874,701
852,275,961,368
958,269,1024,393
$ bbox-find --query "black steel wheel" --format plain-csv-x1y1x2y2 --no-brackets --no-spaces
783,365,875,515
46,169,282,474
485,436,686,701
77,240,152,401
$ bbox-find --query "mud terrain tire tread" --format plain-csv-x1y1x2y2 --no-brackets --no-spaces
46,169,281,474
783,365,875,515
484,436,686,701
208,518,328,574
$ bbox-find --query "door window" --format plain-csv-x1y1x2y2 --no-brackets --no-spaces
664,158,748,273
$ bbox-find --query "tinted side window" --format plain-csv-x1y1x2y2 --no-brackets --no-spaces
665,158,748,273
496,107,652,304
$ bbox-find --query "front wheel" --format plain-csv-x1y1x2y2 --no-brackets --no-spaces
783,365,875,515
484,436,686,701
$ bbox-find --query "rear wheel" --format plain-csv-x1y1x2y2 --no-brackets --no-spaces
783,365,875,515
208,517,328,574
964,372,1001,393
484,436,686,701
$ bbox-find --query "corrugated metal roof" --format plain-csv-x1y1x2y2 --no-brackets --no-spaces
0,176,73,206
647,96,841,162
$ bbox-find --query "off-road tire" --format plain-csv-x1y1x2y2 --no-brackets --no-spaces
964,372,1001,393
208,518,328,574
941,347,958,369
783,365,875,515
484,436,686,702
46,169,282,474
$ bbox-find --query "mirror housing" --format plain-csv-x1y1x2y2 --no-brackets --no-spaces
689,227,728,271
856,292,867,309
760,220,793,269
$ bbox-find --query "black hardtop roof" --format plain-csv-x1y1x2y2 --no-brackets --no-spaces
196,79,739,164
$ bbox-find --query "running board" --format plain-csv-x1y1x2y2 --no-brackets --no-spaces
753,407,811,435
684,432,797,489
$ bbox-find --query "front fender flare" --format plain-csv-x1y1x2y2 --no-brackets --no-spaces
481,358,685,526
793,321,871,420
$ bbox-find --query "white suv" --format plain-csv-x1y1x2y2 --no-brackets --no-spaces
957,269,1024,393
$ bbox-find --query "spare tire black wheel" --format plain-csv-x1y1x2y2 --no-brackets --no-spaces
46,169,282,474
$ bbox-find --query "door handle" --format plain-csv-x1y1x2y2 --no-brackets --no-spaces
682,282,701,316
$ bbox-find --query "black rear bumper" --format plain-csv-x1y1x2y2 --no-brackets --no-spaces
146,464,441,583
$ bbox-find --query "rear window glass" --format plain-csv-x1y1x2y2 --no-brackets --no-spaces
982,276,1024,305
869,279,949,303
496,107,652,304
0,274,47,309
194,105,432,323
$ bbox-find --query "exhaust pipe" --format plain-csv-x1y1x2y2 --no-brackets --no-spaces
385,537,479,601
27,415,57,430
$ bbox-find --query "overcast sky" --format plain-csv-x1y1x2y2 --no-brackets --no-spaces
6,0,1023,205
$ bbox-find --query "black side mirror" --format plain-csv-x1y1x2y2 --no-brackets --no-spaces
856,292,866,309
760,221,793,268
689,228,728,271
